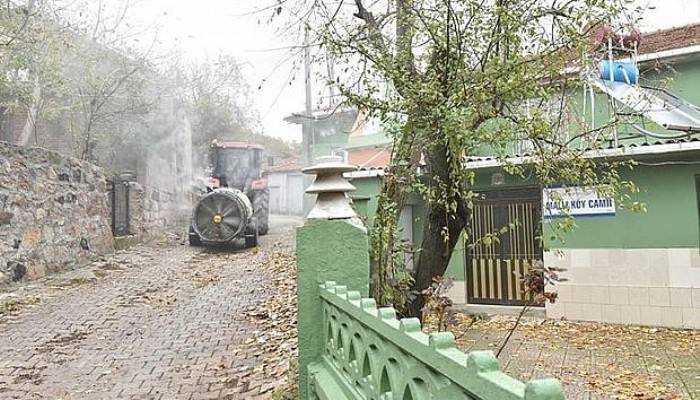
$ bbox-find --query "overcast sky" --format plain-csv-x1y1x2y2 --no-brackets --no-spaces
129,0,307,142
128,0,700,143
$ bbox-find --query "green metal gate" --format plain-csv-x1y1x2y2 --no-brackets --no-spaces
465,187,543,306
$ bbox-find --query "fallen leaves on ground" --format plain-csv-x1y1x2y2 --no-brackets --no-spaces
460,314,699,352
191,269,222,288
424,313,697,400
239,234,298,399
0,294,41,321
580,364,683,400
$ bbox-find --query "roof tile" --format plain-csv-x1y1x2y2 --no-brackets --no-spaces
638,23,700,55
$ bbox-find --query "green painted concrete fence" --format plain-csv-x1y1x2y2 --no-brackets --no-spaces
297,218,566,400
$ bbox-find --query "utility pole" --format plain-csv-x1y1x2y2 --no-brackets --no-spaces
302,28,315,213
303,28,313,167
325,50,336,102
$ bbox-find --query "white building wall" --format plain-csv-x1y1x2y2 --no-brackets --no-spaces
545,248,700,329
268,173,287,214
268,172,305,215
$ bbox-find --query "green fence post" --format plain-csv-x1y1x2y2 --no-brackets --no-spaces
524,379,566,400
296,156,370,399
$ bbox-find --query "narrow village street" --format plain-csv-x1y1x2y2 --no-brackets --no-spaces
2,1,700,399
0,216,300,400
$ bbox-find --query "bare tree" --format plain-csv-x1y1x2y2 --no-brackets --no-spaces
164,53,263,172
55,0,158,162
0,0,71,147
0,0,37,47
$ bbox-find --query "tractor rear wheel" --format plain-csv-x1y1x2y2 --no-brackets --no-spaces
253,188,270,235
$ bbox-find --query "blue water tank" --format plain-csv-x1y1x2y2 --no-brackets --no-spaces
599,60,639,84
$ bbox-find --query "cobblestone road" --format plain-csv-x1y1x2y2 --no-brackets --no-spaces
0,217,301,399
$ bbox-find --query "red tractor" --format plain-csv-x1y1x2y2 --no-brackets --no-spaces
189,141,270,248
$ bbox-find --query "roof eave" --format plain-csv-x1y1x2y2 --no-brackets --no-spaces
345,169,386,178
636,44,700,63
463,141,700,170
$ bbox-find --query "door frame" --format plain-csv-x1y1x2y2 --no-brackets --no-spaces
464,185,544,306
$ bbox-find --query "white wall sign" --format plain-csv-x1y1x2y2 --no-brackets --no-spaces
543,186,615,218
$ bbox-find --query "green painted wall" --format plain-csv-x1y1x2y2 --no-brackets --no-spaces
350,176,382,226
444,234,466,281
307,109,358,159
311,140,345,160
350,175,468,281
545,162,700,249
347,158,700,286
470,55,700,157
345,132,391,149
296,219,370,398
574,56,700,144
463,161,700,249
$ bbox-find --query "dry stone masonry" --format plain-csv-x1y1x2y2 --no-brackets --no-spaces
127,182,189,239
0,142,114,284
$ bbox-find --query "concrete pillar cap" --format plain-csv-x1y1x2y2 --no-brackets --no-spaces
303,156,359,220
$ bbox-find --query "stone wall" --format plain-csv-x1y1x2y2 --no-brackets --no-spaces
0,142,114,284
126,182,190,239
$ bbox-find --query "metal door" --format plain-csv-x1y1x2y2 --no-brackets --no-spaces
110,177,130,236
267,173,284,214
287,174,305,215
269,186,283,214
465,187,543,306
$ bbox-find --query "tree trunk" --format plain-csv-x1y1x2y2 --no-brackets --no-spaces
407,138,467,318
409,201,466,317
369,120,422,304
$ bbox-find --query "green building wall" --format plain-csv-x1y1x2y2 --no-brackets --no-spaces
545,162,700,249
463,160,700,250
576,56,700,144
350,176,382,226
469,54,700,157
347,156,700,283
349,175,468,281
